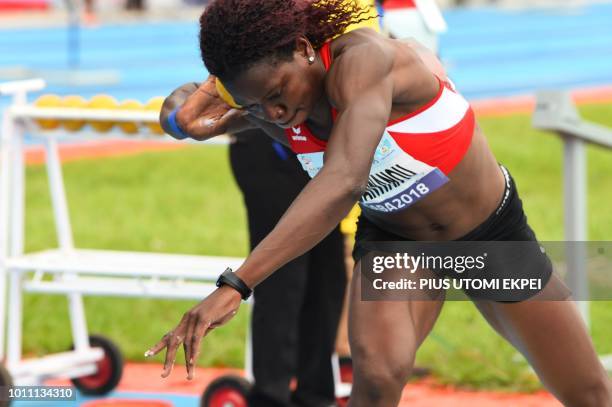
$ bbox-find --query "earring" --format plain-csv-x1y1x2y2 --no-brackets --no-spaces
308,56,315,64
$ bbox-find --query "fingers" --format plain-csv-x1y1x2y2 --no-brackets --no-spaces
197,111,235,135
144,330,184,378
189,108,248,140
178,80,223,124
184,312,200,380
150,289,242,380
200,75,218,97
221,108,248,123
188,320,212,380
172,77,247,140
144,333,171,358
161,332,183,378
183,312,195,379
175,98,214,134
182,311,211,380
188,308,238,370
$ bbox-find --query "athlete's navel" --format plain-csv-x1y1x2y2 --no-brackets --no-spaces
429,222,447,232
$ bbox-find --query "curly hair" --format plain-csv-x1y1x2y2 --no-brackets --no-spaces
199,0,374,81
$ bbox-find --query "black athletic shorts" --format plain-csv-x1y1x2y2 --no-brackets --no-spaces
353,166,554,301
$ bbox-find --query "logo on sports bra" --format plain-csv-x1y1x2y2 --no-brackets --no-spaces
291,126,307,141
296,131,449,213
372,137,393,164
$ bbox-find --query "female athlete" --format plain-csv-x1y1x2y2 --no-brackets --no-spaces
147,1,612,405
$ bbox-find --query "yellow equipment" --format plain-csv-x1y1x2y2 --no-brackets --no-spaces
118,99,144,134
33,94,62,130
145,97,165,135
61,95,87,132
88,95,119,132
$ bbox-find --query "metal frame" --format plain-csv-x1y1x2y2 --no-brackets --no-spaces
532,89,612,370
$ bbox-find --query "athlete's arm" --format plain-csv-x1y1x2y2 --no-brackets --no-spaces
159,82,199,136
160,78,289,145
235,41,395,287
146,38,437,380
233,36,443,287
159,76,252,140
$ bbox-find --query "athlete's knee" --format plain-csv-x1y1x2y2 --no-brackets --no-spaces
351,366,411,406
350,343,414,405
559,374,612,407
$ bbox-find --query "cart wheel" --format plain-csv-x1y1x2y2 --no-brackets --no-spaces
0,364,14,407
339,356,353,383
200,375,251,407
70,335,123,396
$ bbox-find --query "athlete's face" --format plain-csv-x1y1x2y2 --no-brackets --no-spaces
224,38,326,129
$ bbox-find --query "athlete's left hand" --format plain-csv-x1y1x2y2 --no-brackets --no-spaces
144,285,242,379
174,76,247,140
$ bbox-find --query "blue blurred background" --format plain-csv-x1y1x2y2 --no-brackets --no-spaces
1,0,611,105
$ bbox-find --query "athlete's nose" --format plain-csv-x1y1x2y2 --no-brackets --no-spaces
262,102,286,123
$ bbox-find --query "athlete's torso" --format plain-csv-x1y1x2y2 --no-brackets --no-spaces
285,40,476,215
275,30,505,240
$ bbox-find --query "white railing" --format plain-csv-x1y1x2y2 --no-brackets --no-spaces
532,89,612,371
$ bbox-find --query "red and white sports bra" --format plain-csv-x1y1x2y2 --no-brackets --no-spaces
285,42,475,213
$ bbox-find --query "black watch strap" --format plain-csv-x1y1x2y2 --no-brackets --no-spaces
216,268,252,300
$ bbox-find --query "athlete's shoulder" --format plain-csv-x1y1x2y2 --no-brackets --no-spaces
325,31,393,107
330,28,387,56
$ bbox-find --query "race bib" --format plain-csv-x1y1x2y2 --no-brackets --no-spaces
296,131,449,213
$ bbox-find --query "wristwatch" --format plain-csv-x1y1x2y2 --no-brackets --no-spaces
216,268,252,300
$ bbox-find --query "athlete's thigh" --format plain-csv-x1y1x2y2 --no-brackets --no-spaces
475,275,606,400
348,262,445,373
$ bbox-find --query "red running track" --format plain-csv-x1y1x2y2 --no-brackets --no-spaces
48,362,562,406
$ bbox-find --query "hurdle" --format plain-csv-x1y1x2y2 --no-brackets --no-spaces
532,89,612,371
0,79,244,391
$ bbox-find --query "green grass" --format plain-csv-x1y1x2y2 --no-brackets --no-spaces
22,145,250,369
18,103,612,391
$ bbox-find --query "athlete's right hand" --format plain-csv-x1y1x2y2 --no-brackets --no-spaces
160,76,247,141
144,285,242,380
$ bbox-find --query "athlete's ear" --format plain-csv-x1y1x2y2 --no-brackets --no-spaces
295,36,315,64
